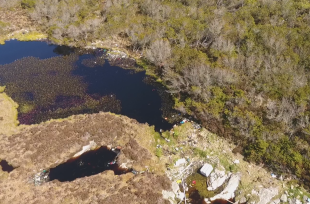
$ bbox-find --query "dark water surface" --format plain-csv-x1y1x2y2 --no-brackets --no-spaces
0,40,172,130
188,186,237,204
0,160,15,172
49,147,131,182
0,40,59,65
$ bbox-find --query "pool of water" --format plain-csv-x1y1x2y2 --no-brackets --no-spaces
48,146,131,182
0,160,15,172
0,40,173,130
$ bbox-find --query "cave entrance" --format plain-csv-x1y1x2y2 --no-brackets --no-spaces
48,146,132,182
0,160,15,172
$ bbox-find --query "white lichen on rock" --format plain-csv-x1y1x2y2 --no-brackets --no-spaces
73,140,97,157
211,173,241,201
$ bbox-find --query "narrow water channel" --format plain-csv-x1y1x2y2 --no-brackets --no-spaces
0,40,173,130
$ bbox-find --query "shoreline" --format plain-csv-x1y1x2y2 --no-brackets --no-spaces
1,9,310,202
0,85,309,204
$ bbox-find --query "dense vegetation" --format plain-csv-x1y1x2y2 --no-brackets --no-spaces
2,0,310,188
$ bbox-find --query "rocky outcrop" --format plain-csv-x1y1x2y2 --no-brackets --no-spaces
289,198,302,204
207,169,231,191
175,158,186,167
270,198,280,204
240,196,247,203
281,194,288,202
257,187,278,204
162,190,175,203
210,173,241,201
73,140,98,157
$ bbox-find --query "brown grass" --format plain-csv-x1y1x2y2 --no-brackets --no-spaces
0,109,170,204
0,92,19,136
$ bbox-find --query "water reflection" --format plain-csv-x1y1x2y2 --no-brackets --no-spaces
53,45,75,56
0,41,172,130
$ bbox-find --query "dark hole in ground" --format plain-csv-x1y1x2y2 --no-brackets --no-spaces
0,160,15,172
49,146,132,182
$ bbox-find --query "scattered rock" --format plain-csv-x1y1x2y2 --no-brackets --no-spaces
175,158,187,167
207,169,231,191
33,169,49,186
240,196,247,203
281,194,288,203
177,192,185,200
296,199,302,204
172,181,180,194
288,198,302,204
162,190,175,200
279,175,283,181
252,189,259,196
200,163,213,177
210,173,241,201
107,50,127,59
204,198,211,203
271,199,280,204
257,187,278,204
233,159,240,164
73,140,97,157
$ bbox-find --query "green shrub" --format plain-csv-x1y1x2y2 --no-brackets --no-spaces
21,0,36,9
193,148,208,158
244,139,269,163
155,148,162,158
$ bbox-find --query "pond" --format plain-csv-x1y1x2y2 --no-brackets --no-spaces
48,146,132,182
0,40,174,130
0,160,15,173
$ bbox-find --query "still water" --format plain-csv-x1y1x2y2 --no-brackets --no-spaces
0,40,172,130
48,146,131,182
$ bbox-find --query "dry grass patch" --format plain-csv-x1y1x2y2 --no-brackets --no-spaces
8,30,47,41
0,91,19,136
